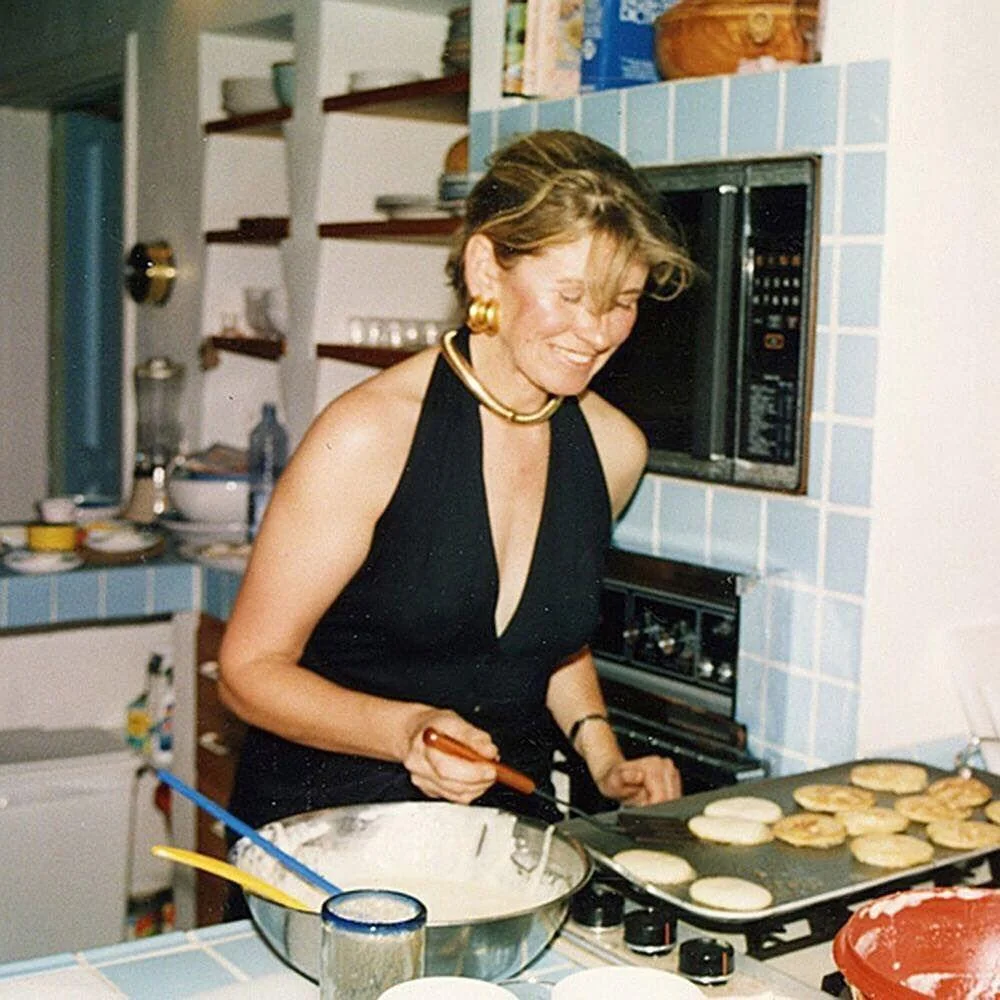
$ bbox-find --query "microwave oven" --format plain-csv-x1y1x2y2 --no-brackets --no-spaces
591,155,820,492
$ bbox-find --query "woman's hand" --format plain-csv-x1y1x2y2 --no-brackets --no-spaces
402,709,499,804
594,755,682,807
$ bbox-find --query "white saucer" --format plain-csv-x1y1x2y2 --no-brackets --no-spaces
3,550,83,574
179,541,250,573
160,518,246,544
85,528,160,553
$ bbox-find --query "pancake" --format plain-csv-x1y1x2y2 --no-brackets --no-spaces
688,876,773,912
986,800,1000,826
612,848,696,885
792,783,876,813
894,794,972,824
772,812,846,848
849,762,928,794
925,820,1000,851
703,795,783,825
835,807,909,837
925,775,992,809
687,813,773,846
850,833,934,869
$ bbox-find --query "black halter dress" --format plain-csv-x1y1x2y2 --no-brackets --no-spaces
229,328,612,830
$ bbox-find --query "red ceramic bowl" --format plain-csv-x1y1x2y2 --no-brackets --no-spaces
833,886,1000,999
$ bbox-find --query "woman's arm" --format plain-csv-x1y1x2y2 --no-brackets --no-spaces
547,648,682,805
217,366,499,803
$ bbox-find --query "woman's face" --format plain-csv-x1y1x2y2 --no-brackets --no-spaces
494,233,648,399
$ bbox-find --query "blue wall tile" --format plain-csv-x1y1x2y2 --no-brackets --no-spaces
767,585,815,669
537,97,576,131
202,568,242,621
834,334,878,418
824,513,870,596
820,153,838,236
817,247,834,327
6,577,52,628
657,481,707,562
807,419,825,499
815,679,859,762
625,84,669,164
765,499,820,583
828,424,873,507
820,596,863,683
496,102,535,148
96,949,235,999
838,244,883,326
468,111,493,173
580,89,622,149
841,152,886,235
210,936,288,978
739,581,766,657
811,329,830,412
784,64,840,150
55,571,101,622
764,666,812,755
673,78,722,161
846,60,890,144
735,653,765,734
708,489,761,572
727,72,779,155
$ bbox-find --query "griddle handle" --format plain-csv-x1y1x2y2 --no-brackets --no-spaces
422,727,537,796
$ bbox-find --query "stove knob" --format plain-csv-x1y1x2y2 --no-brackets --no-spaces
677,937,736,985
715,661,734,684
696,657,715,680
570,883,624,931
623,905,677,955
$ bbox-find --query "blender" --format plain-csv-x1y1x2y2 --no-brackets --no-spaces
124,357,185,523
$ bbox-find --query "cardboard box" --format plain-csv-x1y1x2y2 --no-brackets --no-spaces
580,0,681,92
522,0,584,99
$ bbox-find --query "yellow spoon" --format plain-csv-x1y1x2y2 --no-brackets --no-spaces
151,844,315,912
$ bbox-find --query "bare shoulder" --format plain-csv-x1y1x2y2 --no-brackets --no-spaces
579,391,649,516
290,349,439,509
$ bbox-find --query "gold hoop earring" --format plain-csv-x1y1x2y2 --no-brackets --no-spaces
467,297,499,335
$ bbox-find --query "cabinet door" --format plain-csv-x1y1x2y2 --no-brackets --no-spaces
195,614,246,926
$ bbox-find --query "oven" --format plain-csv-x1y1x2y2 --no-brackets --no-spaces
556,548,766,813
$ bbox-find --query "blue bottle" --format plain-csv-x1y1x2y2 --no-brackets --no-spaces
247,403,288,541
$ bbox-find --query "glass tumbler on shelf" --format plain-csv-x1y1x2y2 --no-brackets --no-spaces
320,890,427,1000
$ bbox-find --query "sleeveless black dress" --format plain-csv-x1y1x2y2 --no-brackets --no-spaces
229,328,612,830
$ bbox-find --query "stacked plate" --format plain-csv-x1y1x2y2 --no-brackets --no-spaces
442,6,471,75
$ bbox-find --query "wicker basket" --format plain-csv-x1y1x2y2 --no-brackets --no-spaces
655,0,821,81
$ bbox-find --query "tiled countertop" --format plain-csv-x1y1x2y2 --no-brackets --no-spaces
0,920,582,999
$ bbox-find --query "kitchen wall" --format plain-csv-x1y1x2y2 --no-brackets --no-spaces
2,1,998,777
469,0,1000,777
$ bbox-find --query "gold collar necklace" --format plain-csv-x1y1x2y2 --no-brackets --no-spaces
441,329,563,426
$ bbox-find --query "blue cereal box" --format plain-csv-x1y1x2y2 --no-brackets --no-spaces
580,0,680,92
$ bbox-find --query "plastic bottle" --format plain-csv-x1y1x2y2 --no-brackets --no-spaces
247,402,289,541
126,653,162,754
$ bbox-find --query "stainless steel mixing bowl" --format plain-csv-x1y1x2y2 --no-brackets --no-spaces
230,801,591,983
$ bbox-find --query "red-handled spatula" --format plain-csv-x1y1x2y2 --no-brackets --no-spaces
422,727,614,832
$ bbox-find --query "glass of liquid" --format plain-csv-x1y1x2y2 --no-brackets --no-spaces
320,889,427,1000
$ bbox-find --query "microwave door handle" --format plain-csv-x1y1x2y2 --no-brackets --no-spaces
689,185,740,462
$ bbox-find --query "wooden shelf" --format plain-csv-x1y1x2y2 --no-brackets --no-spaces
322,73,468,123
203,107,291,137
200,336,286,369
317,217,461,244
205,216,290,245
316,344,417,367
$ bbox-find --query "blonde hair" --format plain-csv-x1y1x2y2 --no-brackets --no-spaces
447,130,691,312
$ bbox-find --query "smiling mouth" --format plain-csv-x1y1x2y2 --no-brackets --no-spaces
553,345,598,367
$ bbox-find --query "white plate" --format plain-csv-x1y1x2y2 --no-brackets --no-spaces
179,541,250,573
160,518,246,544
85,528,160,553
3,551,83,574
552,967,703,1000
0,524,28,549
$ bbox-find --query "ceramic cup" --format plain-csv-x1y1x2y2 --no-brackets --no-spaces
39,496,77,523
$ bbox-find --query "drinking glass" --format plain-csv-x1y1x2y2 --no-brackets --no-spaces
320,890,427,1000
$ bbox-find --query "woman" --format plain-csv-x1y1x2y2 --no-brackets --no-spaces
219,130,691,835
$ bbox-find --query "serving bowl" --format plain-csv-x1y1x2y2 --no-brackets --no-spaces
168,469,249,524
222,76,279,116
230,801,591,983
